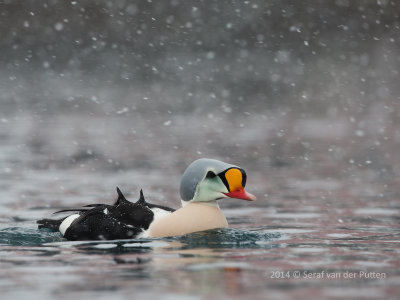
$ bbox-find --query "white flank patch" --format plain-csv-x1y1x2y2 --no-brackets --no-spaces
103,208,108,215
137,229,150,239
137,208,171,239
150,207,171,221
59,214,80,236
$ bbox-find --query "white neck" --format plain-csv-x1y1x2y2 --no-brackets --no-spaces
181,200,220,208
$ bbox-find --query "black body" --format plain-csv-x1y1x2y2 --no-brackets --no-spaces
37,188,175,241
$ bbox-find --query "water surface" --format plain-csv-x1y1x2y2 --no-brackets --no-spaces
1,115,399,299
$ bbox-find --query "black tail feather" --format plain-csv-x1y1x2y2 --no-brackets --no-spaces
37,218,65,230
83,204,103,208
53,208,90,214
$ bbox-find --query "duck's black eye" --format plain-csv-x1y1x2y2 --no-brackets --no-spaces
206,171,216,179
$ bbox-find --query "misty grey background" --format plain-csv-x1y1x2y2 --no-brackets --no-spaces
0,0,399,196
1,0,398,113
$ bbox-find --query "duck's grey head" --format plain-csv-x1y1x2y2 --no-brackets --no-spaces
180,158,256,203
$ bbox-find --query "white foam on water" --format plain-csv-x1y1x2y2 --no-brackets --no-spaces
93,243,118,249
355,260,389,268
354,208,399,215
186,261,250,271
326,233,352,238
122,240,170,248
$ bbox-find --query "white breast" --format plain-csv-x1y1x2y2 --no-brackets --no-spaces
146,202,228,238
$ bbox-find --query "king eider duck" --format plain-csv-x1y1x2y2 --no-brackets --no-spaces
37,158,256,240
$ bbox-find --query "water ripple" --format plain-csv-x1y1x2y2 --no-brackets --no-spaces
0,227,63,246
0,226,280,250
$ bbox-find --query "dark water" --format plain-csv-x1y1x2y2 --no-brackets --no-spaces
1,112,399,300
0,208,399,300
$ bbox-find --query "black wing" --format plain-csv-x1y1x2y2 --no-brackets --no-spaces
37,217,67,230
63,207,143,240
